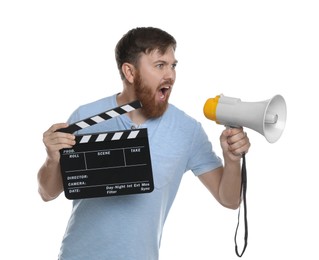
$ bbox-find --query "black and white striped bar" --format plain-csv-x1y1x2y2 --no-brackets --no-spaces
58,100,142,134
75,129,143,144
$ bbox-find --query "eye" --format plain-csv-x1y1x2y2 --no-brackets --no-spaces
171,63,177,70
156,63,164,69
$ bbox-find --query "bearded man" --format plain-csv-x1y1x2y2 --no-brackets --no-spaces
37,27,250,260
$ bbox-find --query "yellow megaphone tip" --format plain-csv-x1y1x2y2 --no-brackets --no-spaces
203,95,220,121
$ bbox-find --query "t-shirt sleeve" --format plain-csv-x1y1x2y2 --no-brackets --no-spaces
67,108,80,125
187,122,223,176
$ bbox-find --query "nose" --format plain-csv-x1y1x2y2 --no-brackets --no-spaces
163,66,176,81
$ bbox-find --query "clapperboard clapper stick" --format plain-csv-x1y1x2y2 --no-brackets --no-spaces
57,100,155,200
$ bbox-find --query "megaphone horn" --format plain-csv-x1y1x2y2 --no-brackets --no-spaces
203,94,287,143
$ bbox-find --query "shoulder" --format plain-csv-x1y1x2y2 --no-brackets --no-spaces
158,104,204,139
166,104,198,123
67,94,117,123
164,104,201,130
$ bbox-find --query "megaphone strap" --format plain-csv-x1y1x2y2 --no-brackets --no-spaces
234,153,248,257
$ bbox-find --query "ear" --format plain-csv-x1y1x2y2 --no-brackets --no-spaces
121,63,135,84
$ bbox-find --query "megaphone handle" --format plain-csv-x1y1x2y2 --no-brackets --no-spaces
234,153,248,257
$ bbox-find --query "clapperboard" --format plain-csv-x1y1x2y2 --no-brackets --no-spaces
58,100,154,200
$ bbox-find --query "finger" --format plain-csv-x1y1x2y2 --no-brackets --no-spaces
49,142,75,151
52,134,76,145
44,123,69,136
227,130,247,145
228,136,250,155
43,130,75,149
45,135,76,155
231,142,250,154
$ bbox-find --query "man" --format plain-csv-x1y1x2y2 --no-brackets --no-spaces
37,27,250,260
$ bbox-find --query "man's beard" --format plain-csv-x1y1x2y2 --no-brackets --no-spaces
133,71,171,118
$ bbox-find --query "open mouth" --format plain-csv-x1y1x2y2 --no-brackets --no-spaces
159,86,171,100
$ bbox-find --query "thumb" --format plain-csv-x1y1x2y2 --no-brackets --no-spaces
220,128,232,147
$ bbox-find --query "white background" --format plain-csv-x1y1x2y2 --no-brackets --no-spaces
1,0,318,259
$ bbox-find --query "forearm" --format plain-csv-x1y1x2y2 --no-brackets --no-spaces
219,156,242,209
37,158,64,201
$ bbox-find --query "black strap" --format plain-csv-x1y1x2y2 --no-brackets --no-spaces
234,153,248,257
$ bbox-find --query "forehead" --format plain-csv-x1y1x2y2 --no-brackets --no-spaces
141,47,176,63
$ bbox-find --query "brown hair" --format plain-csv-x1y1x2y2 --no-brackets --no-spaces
115,27,177,80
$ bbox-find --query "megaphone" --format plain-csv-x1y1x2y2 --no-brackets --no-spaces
204,94,287,257
203,94,287,143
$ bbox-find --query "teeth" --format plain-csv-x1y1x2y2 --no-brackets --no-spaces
159,86,170,99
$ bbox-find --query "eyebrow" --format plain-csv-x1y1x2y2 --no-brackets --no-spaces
154,59,178,65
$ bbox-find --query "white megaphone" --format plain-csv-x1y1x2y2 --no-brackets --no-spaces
203,94,287,143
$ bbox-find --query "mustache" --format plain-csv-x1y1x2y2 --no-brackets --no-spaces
158,79,174,88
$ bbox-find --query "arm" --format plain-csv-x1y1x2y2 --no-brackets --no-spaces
198,127,250,209
37,123,76,202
